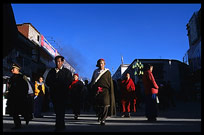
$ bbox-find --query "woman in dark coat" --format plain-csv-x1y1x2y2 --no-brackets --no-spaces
7,63,30,129
69,73,84,120
90,58,116,125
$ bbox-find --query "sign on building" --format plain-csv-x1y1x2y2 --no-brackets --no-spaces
41,35,59,58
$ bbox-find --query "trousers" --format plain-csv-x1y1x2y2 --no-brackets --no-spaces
53,100,66,129
145,94,158,119
97,105,109,122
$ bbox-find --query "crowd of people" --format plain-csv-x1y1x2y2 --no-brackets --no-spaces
5,55,175,132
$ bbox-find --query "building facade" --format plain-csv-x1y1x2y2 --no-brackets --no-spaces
3,4,75,82
112,64,129,80
113,59,192,100
186,8,201,73
186,9,201,100
17,23,41,46
184,8,201,101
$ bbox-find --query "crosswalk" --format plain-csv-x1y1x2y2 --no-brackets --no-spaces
3,113,201,132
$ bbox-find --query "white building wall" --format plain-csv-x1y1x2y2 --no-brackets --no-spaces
121,65,129,75
28,25,41,46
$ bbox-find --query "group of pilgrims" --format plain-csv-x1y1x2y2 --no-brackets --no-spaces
6,56,159,132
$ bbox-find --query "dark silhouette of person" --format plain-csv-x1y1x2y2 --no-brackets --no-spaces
46,56,72,132
158,82,167,111
166,81,176,108
142,64,159,121
6,63,31,129
135,82,142,110
69,73,84,120
83,80,91,112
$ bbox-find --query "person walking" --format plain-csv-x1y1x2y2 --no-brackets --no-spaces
135,82,142,110
165,81,176,108
90,58,116,125
68,73,84,120
45,56,72,132
120,73,136,117
23,76,34,122
34,76,45,118
142,64,159,121
83,80,91,112
6,63,30,129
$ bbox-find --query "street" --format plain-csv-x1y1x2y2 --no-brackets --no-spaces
3,101,201,132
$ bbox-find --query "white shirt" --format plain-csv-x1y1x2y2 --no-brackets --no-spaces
55,66,63,73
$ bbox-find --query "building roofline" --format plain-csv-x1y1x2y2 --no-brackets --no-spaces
121,64,130,66
133,58,182,62
17,23,41,34
130,59,184,66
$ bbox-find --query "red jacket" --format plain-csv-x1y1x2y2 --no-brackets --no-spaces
142,70,159,95
121,78,136,100
121,78,135,92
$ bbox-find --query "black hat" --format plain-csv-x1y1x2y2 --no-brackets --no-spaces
12,63,21,70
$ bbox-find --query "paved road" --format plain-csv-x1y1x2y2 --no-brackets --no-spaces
3,101,201,132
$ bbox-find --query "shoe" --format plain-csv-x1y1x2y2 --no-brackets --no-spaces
152,118,157,121
29,114,33,120
74,115,78,120
100,121,105,126
26,120,29,125
121,113,125,117
97,117,101,122
126,113,131,118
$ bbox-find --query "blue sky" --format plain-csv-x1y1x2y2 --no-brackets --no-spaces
11,3,201,80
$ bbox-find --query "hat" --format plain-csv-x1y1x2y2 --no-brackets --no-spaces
99,58,104,61
12,63,21,70
74,73,79,77
96,58,105,67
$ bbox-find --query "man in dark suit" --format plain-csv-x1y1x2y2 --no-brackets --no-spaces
7,63,30,129
46,56,72,131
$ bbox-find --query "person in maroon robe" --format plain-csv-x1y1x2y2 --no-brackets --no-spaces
142,64,159,121
90,58,116,125
120,73,136,117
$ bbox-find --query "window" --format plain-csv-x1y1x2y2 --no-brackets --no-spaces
37,35,40,41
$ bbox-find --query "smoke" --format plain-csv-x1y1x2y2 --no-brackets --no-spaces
49,37,90,79
58,43,86,76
